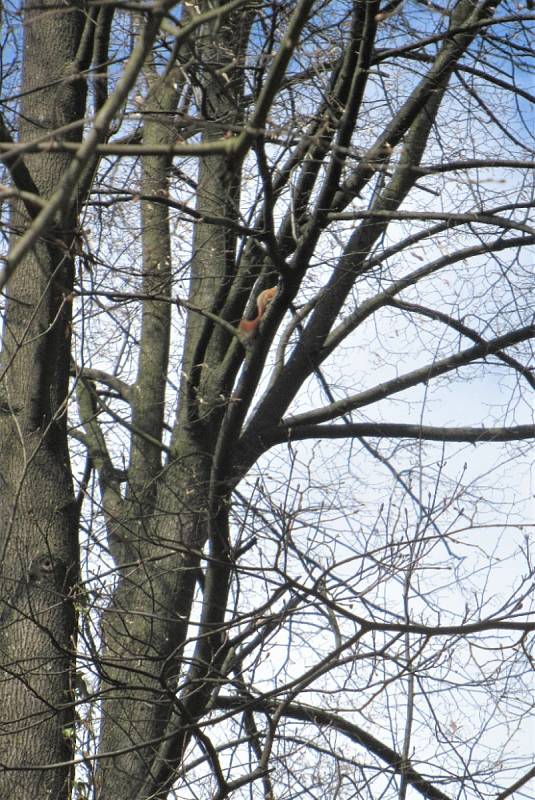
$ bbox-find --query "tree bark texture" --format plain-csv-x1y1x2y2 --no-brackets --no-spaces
0,0,86,796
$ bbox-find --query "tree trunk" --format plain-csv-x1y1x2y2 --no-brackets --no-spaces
0,0,86,796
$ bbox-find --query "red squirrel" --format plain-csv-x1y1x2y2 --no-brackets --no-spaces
238,286,277,336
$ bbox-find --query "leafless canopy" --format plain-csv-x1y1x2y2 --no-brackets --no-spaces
0,0,534,798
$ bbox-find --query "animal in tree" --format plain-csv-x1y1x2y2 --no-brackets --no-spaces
238,286,277,336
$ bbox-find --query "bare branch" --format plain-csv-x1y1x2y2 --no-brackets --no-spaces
267,422,535,446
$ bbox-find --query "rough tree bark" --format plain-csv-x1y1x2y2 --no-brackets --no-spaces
0,0,86,797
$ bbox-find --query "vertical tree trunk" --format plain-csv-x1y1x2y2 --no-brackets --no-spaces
95,8,255,797
0,0,86,796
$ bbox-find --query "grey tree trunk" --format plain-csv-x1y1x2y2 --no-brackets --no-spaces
0,0,86,796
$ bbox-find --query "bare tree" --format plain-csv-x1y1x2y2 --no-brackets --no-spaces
0,0,534,798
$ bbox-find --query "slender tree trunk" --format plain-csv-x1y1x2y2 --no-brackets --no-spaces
94,8,255,797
